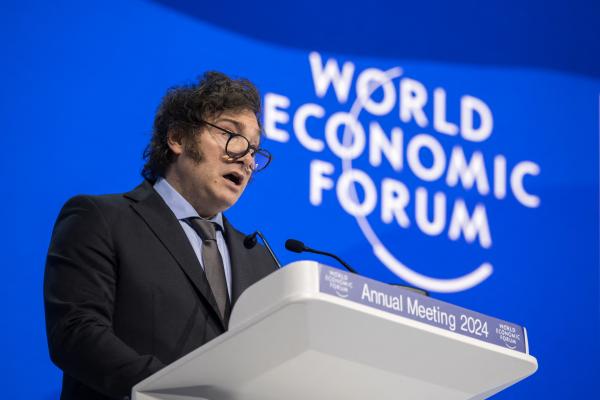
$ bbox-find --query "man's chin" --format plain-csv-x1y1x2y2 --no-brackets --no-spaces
213,195,241,214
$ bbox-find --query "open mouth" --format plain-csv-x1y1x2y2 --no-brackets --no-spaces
223,173,243,186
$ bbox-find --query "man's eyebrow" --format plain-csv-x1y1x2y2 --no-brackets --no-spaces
218,117,261,137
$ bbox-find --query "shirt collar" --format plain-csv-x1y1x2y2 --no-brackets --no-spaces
153,177,224,230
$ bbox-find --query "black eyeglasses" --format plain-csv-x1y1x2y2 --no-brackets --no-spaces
201,120,272,172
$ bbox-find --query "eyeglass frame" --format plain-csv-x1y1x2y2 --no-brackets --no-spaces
199,119,272,172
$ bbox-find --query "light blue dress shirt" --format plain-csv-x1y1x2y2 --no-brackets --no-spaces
154,177,232,298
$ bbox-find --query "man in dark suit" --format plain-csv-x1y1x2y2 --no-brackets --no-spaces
44,72,278,400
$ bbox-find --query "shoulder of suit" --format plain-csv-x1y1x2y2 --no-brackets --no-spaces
60,182,151,222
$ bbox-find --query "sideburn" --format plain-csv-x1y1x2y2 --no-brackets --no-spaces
184,138,204,164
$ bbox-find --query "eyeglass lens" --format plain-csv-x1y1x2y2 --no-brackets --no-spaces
225,136,270,171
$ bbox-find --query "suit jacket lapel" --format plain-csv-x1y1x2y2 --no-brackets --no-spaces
224,217,257,306
125,181,226,329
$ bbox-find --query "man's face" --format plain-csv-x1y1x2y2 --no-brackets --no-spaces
166,109,260,218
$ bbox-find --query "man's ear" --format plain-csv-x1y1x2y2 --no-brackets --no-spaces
167,130,184,156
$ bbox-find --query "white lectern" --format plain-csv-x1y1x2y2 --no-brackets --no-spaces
132,261,537,400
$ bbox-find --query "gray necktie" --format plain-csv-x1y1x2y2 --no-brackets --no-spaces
187,218,229,319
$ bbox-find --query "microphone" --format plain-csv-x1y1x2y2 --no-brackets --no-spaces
244,231,282,269
243,232,258,249
283,239,305,253
284,239,357,274
285,238,429,296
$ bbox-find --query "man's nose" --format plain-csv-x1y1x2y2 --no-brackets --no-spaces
238,151,255,173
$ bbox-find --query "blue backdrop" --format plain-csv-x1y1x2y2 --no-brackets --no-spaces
1,1,598,398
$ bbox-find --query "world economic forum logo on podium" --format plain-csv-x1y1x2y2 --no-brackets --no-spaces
264,52,541,293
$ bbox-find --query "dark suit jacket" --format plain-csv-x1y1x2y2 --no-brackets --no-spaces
44,181,277,400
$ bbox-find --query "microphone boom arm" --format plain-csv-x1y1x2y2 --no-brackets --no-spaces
256,231,282,269
304,246,357,274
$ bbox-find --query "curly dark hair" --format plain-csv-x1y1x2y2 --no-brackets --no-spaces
142,71,262,182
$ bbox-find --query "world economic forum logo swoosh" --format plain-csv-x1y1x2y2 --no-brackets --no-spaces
340,67,493,293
